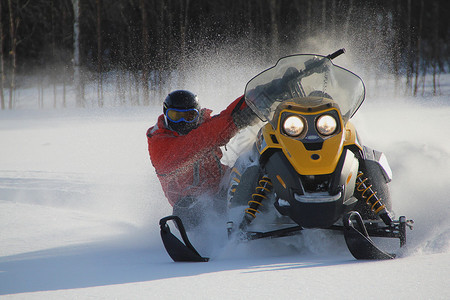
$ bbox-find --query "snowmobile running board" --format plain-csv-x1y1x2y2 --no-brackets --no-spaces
159,212,412,262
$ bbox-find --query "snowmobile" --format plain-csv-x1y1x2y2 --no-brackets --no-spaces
159,49,413,262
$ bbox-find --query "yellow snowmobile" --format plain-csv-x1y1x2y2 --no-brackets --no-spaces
160,49,413,262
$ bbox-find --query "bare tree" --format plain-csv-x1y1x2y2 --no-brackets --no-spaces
343,0,354,40
0,0,5,110
405,0,413,95
72,0,82,107
321,0,327,33
179,0,190,84
432,1,440,96
96,0,103,107
140,0,149,105
51,0,57,108
392,0,401,96
330,0,336,36
7,0,17,109
268,0,280,59
413,0,424,97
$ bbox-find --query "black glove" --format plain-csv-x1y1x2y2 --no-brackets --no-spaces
261,67,299,99
231,96,259,129
232,104,258,129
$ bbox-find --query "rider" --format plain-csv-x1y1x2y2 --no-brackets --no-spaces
147,90,256,229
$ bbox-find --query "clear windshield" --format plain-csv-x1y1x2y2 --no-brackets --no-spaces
244,54,365,126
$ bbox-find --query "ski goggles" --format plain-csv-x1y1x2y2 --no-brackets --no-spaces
165,108,200,123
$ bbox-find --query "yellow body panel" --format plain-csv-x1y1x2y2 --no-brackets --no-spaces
343,121,363,151
278,130,343,175
258,99,361,176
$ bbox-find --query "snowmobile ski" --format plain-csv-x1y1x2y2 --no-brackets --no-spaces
343,211,395,260
159,215,209,262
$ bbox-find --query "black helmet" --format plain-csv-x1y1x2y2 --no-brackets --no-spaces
163,90,201,135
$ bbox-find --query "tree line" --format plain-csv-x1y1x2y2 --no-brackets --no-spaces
0,0,448,109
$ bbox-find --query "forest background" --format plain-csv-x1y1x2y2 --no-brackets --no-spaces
0,0,448,109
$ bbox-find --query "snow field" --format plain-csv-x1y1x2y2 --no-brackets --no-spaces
0,90,449,298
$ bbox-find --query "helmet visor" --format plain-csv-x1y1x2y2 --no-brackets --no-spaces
165,108,200,123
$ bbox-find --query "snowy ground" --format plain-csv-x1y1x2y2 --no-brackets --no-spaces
1,85,450,298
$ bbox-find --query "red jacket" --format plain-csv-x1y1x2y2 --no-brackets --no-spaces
147,96,243,206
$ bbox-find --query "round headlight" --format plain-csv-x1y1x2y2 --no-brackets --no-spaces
283,116,305,137
316,115,337,136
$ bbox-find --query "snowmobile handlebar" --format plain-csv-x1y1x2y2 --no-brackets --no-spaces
280,48,346,86
327,48,345,60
